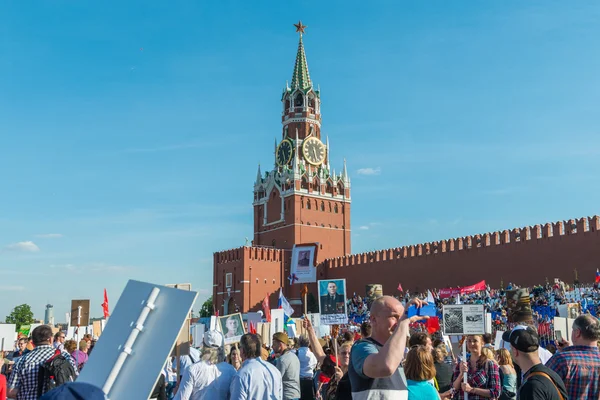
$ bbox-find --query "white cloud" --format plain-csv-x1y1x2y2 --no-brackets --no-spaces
3,241,40,253
357,167,381,176
359,226,370,230
50,263,134,274
0,285,25,291
35,233,63,239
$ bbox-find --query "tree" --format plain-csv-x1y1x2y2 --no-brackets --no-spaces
307,293,319,313
6,304,35,331
199,296,213,318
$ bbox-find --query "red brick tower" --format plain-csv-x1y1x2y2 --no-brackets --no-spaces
253,21,351,260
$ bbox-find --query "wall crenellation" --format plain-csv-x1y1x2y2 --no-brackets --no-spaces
214,246,285,264
325,215,600,269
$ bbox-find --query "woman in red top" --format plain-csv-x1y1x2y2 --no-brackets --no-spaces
0,372,7,400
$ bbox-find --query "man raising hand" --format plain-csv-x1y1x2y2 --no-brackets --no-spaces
348,296,428,399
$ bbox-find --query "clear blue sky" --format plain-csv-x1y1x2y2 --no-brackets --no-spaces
1,1,599,321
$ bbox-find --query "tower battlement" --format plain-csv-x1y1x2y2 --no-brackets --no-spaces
214,246,285,264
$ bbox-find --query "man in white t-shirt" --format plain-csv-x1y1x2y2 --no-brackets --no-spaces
174,330,236,400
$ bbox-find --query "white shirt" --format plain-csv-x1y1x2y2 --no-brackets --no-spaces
174,346,202,376
174,361,236,400
230,358,283,400
297,347,317,378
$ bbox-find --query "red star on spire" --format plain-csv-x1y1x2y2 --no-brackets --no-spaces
294,20,307,35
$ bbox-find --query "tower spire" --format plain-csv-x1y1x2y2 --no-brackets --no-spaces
255,163,262,186
291,21,312,91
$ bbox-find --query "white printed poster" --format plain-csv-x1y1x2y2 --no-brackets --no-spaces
442,304,485,335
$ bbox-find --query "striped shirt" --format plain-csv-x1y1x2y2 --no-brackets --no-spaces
7,345,77,400
545,345,600,400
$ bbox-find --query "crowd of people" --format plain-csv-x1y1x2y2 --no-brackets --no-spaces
1,281,599,400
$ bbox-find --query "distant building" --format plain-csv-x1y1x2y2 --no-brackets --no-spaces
44,304,54,326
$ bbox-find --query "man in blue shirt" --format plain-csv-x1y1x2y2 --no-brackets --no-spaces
348,296,427,400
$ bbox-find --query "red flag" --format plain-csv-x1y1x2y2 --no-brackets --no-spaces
425,317,441,334
397,283,403,292
249,321,257,334
102,289,110,319
262,293,271,323
595,269,600,284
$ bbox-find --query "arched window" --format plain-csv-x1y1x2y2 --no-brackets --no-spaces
306,201,311,210
320,202,325,211
285,99,290,111
294,93,303,107
334,204,339,213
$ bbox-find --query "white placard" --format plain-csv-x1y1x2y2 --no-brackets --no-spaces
210,316,217,331
494,331,505,350
290,245,317,283
191,324,205,347
77,279,198,400
307,313,320,328
485,313,492,334
271,309,285,334
0,324,17,351
318,279,348,325
442,304,485,335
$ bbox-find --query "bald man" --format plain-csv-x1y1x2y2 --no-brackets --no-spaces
348,296,427,399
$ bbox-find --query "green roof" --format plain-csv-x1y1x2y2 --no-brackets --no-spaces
290,35,312,91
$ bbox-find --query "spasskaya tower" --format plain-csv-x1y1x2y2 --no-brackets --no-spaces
252,21,351,260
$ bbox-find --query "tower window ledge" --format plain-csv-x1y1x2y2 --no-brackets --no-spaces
294,113,303,117
284,115,290,121
309,114,315,118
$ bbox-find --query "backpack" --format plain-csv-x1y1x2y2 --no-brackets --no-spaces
37,350,77,396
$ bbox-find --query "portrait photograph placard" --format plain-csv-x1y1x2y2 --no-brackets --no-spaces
318,279,348,325
218,313,245,345
290,245,317,283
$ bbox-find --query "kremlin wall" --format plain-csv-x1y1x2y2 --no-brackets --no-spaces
214,215,600,315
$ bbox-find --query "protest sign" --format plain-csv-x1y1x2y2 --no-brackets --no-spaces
77,280,197,400
70,300,91,327
0,324,16,351
442,305,485,335
318,279,348,325
271,309,285,335
290,245,317,283
218,313,245,345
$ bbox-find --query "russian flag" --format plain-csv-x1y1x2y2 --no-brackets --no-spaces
595,268,600,284
278,288,294,325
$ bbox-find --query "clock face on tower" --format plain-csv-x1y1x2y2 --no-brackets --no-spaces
302,137,326,166
276,139,294,166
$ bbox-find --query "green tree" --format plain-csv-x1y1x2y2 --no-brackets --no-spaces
199,296,213,318
6,304,35,331
307,293,319,313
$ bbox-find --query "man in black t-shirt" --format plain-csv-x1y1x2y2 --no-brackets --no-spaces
502,326,568,400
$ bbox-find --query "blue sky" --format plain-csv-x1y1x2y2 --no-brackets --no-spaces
1,1,599,321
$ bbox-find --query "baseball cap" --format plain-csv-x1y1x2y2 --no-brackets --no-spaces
273,332,289,344
40,382,106,400
204,330,225,348
501,325,539,352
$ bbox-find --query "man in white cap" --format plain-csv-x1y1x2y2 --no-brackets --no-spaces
174,330,236,400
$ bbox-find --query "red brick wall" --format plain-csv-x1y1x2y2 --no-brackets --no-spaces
323,217,600,297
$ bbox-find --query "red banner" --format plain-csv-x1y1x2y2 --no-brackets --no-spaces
439,280,486,299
